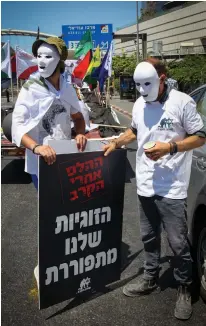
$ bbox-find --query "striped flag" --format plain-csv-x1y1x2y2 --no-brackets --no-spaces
1,41,12,79
91,42,113,92
84,46,101,85
74,30,93,59
16,46,38,80
72,30,93,80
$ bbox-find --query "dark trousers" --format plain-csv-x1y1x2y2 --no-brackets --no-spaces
138,195,192,285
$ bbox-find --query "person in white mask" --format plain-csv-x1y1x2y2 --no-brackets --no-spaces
37,43,60,78
103,58,206,320
12,37,87,189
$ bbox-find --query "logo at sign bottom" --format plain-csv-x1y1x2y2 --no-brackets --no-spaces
77,277,91,293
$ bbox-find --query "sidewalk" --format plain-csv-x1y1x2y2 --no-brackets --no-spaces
111,96,135,118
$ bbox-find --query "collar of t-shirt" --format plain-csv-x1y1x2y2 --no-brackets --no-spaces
158,84,169,103
44,74,64,97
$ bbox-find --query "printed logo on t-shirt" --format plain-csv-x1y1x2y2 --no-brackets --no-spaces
42,104,67,136
158,118,174,131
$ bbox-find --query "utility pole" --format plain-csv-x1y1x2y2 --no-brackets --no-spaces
36,26,40,40
136,1,139,64
135,1,140,100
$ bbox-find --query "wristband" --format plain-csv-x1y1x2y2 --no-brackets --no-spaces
169,142,178,155
32,144,41,154
173,142,178,154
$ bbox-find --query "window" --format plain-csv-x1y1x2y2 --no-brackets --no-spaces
191,89,205,103
197,89,206,125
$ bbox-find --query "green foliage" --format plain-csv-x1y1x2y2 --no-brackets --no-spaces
112,54,206,92
168,55,206,84
168,55,206,92
114,78,120,92
139,1,157,22
112,53,138,77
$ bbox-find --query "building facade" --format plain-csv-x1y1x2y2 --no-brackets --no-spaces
114,2,206,59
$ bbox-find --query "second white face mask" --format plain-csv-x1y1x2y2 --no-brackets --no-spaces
37,43,60,78
133,62,160,102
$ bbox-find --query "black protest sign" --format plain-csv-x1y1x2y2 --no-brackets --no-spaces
38,149,126,309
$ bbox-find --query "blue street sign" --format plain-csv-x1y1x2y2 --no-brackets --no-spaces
62,24,113,50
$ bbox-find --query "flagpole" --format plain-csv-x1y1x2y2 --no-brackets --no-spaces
107,41,113,108
16,76,19,94
8,40,14,102
96,82,102,106
106,77,110,108
136,1,139,64
135,1,139,100
10,77,14,102
15,45,19,94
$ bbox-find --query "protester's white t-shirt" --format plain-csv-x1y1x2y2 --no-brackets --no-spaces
25,78,79,176
131,89,204,199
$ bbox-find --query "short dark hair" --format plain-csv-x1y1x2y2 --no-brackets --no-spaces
145,57,168,76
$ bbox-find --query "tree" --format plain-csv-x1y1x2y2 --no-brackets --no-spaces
112,52,206,94
112,53,139,77
112,53,140,94
168,55,206,92
139,1,157,22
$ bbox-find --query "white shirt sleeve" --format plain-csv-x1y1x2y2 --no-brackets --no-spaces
70,105,80,115
182,99,204,134
131,102,137,129
131,117,137,132
63,83,82,115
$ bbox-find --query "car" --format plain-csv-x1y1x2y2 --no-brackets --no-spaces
187,84,206,301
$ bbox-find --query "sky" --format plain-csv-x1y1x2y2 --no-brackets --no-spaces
1,1,139,53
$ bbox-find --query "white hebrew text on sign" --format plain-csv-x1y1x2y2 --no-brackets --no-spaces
65,231,102,255
45,248,118,285
55,206,111,234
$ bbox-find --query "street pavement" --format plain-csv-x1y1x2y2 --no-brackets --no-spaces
111,96,135,118
1,111,206,326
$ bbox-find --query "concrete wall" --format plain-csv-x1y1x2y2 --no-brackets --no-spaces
114,2,206,56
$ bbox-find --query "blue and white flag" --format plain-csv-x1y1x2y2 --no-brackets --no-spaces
91,42,113,92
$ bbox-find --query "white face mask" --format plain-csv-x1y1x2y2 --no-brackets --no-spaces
37,43,60,78
133,62,160,102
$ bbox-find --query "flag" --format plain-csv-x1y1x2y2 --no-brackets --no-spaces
84,46,101,85
91,42,113,92
72,51,92,80
1,41,12,79
11,55,16,74
72,30,93,80
16,46,38,80
74,30,93,59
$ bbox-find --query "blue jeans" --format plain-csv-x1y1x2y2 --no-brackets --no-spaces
31,174,38,190
138,195,192,285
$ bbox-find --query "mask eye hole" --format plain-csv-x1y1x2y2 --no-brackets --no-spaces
37,55,41,58
145,82,151,86
136,83,140,86
46,56,52,58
